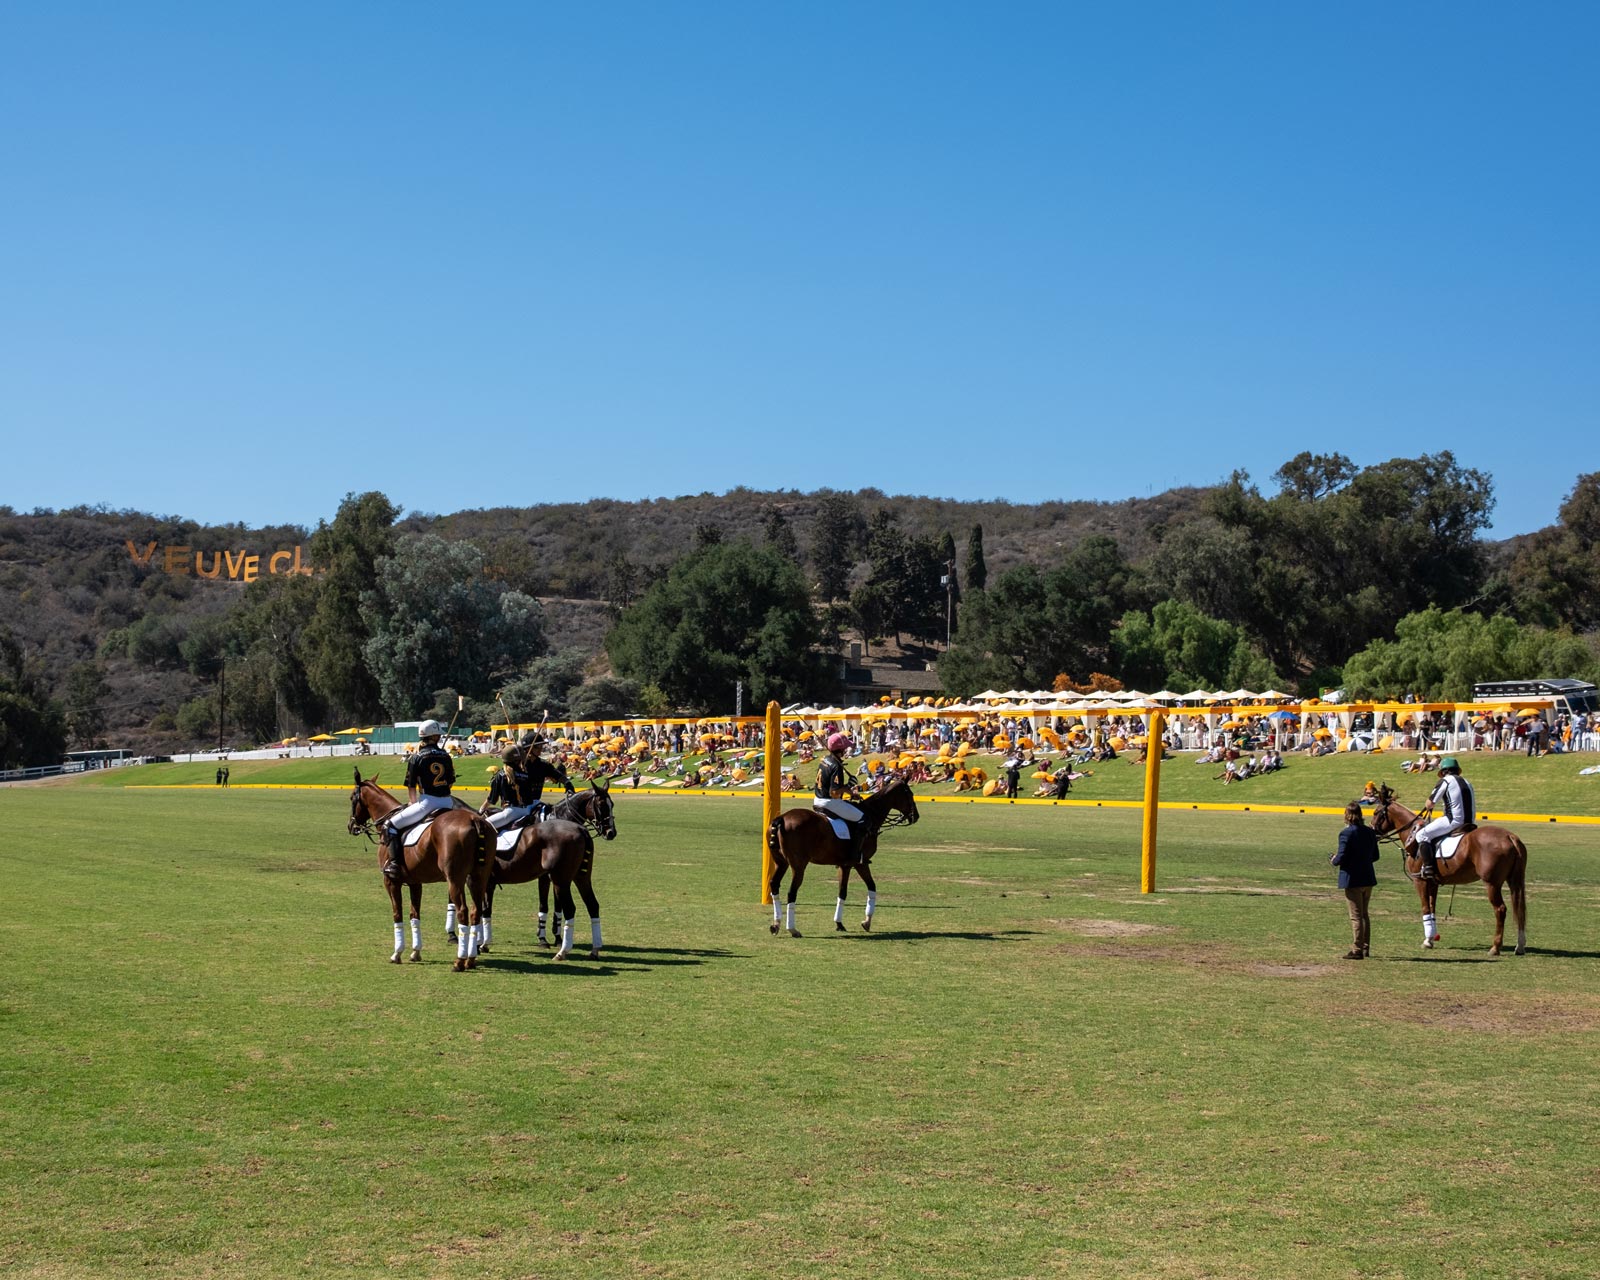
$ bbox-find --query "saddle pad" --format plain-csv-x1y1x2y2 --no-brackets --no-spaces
400,809,458,848
1438,833,1464,862
402,819,433,848
496,828,523,854
828,817,851,842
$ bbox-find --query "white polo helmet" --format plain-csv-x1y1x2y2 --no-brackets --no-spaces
419,720,446,739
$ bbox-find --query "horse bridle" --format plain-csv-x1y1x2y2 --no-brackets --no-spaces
555,788,617,840
348,784,382,841
1374,796,1441,885
870,785,920,831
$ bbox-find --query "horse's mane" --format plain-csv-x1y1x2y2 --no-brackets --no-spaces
355,773,402,810
861,779,912,810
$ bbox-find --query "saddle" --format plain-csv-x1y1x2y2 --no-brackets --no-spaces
492,803,552,853
1425,826,1475,865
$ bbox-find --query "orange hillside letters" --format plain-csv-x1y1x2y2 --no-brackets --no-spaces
125,540,315,581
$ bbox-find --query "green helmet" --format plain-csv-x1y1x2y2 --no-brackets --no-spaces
1439,755,1460,771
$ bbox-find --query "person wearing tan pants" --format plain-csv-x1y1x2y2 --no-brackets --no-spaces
1330,801,1380,959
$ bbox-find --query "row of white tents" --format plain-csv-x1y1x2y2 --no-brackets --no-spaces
785,689,1302,718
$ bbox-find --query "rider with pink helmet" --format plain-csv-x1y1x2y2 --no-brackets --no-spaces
814,731,866,864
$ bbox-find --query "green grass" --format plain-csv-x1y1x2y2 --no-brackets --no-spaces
86,746,1600,817
2,782,1598,1278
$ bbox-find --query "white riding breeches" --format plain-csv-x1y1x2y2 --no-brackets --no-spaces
1417,815,1456,846
813,798,864,824
487,804,533,831
389,794,454,831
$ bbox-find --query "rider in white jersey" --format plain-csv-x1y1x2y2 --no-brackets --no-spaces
1415,756,1475,881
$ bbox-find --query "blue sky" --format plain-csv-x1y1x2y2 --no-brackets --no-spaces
1,2,1594,535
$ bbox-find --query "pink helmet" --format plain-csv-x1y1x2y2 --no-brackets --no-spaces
826,733,850,753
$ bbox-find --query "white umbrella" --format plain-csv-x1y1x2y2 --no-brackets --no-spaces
1258,689,1290,701
1148,690,1181,702
1179,690,1214,701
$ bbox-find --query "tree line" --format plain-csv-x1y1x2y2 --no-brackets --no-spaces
2,458,1598,767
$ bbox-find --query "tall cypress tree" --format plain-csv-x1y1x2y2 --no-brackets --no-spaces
964,524,987,592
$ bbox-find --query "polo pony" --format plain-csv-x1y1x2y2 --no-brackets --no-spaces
1371,783,1528,955
765,780,919,936
347,770,496,970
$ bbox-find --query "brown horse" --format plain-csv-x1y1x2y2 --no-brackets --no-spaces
347,770,496,971
531,783,617,953
1371,784,1528,955
476,812,596,960
766,780,919,936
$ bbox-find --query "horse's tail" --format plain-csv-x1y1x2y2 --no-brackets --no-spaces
470,815,497,888
766,815,784,863
1507,833,1529,937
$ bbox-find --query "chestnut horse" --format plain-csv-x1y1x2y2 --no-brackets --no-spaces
765,780,919,936
347,770,496,970
1371,784,1528,955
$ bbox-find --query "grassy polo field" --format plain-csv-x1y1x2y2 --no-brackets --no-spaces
4,752,1599,1278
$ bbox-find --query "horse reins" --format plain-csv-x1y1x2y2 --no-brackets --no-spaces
553,791,616,840
1376,800,1436,885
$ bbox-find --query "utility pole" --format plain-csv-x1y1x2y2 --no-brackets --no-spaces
941,560,955,648
217,661,226,753
735,679,744,718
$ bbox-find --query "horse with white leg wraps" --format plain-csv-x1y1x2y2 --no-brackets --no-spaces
765,781,919,937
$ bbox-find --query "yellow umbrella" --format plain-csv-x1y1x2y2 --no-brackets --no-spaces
1518,708,1542,718
1314,728,1332,739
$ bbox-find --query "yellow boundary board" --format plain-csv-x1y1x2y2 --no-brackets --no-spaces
125,784,1600,826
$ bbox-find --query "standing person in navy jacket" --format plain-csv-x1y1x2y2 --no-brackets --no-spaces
1331,801,1380,960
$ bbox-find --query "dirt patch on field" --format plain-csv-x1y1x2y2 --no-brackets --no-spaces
1247,962,1338,978
1044,939,1340,978
1046,918,1172,938
901,844,1030,855
255,858,349,875
1341,994,1600,1035
1165,885,1302,897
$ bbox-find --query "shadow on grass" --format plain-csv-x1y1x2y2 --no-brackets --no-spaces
1389,955,1501,964
476,943,744,976
838,927,1040,943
